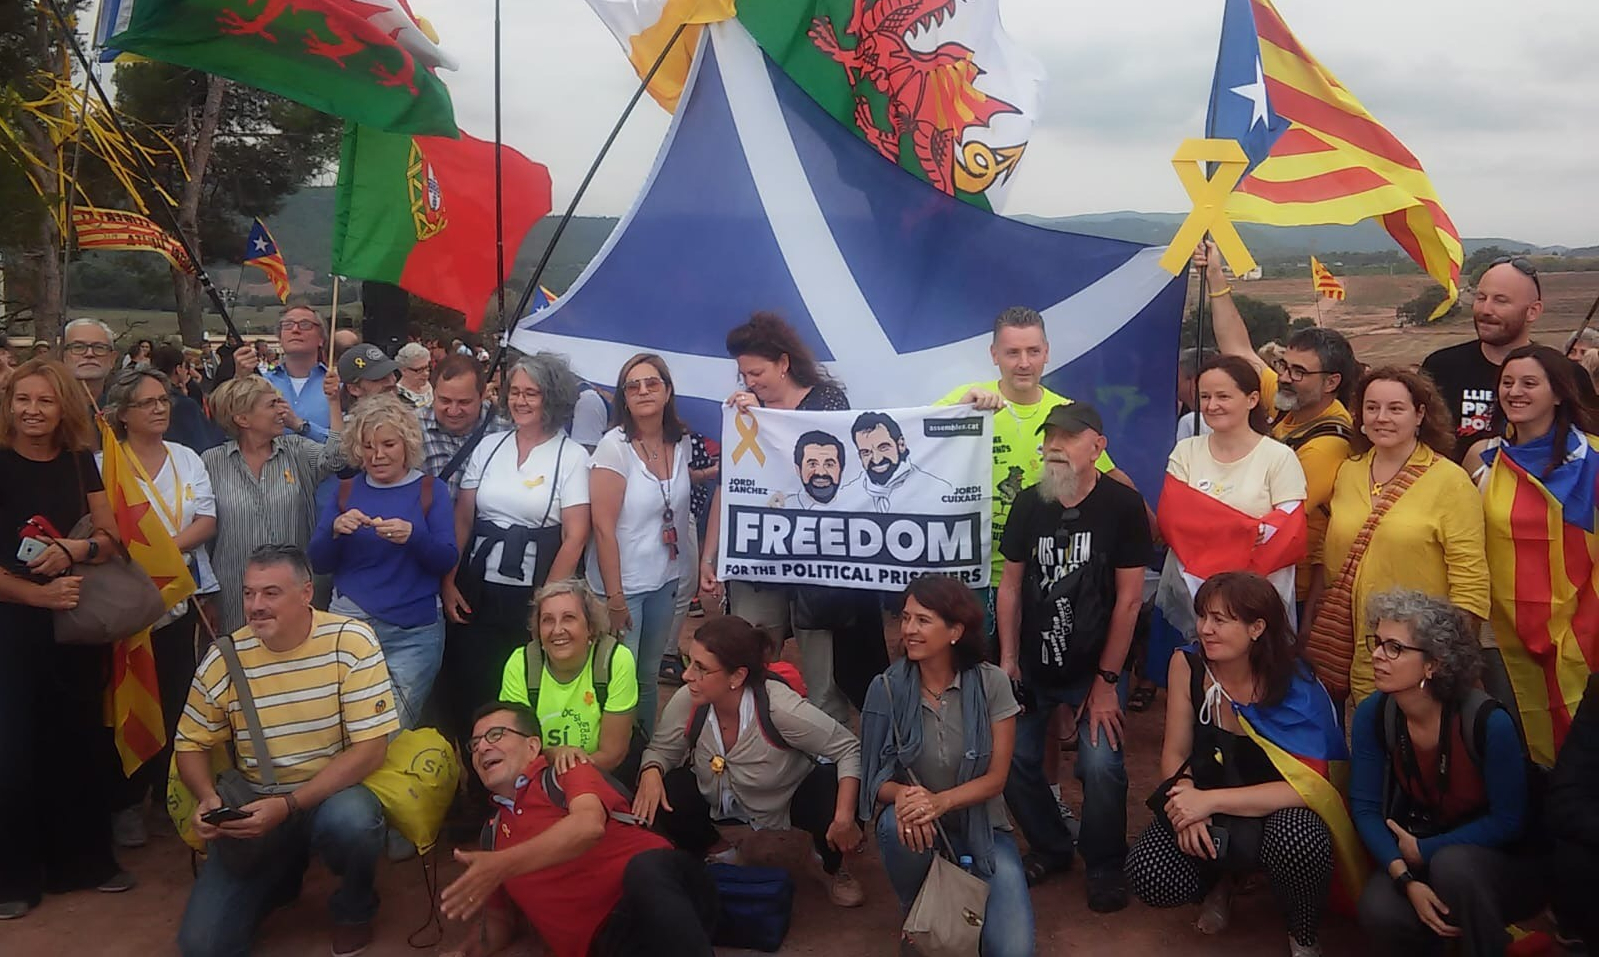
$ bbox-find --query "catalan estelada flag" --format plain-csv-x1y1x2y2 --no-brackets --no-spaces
1207,0,1461,319
99,419,197,776
1481,430,1599,766
1310,255,1345,301
243,217,291,303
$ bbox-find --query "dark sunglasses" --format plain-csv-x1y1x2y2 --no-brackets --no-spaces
1488,256,1541,297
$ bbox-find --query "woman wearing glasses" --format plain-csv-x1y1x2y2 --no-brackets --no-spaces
395,342,434,408
1462,345,1599,767
99,368,220,847
1304,368,1487,707
588,353,695,735
1351,589,1545,957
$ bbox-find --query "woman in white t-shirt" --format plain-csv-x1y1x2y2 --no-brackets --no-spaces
440,353,592,752
99,367,219,846
1158,355,1308,625
589,353,696,734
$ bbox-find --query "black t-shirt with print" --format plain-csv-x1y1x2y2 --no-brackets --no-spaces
1000,475,1150,685
1420,339,1501,461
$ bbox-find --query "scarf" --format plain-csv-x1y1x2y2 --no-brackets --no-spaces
1304,452,1431,700
1483,428,1599,532
859,658,996,876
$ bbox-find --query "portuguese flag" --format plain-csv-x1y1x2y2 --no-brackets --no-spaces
110,0,458,136
332,125,552,329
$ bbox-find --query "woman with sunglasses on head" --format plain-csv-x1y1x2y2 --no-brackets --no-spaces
1351,589,1545,957
1304,368,1488,707
633,615,867,909
588,353,696,736
1461,344,1599,767
0,360,130,918
99,368,220,848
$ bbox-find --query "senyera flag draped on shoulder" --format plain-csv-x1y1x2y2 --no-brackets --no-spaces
1481,433,1599,766
1207,0,1461,319
243,217,291,303
586,0,1044,211
1310,255,1345,301
109,0,459,136
99,420,198,776
509,22,1184,496
331,126,552,330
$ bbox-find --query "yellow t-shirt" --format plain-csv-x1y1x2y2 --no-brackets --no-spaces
176,611,399,786
938,380,1114,581
499,640,640,753
1271,398,1353,600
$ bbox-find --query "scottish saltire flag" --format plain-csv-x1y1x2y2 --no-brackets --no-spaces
510,22,1184,492
94,0,136,62
1207,0,1461,319
243,217,291,303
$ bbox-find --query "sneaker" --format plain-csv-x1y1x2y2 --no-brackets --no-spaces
1056,799,1081,841
1086,869,1129,914
827,866,865,908
0,901,31,920
330,922,373,957
96,870,137,894
1288,937,1322,957
112,806,148,848
659,656,686,686
689,597,705,618
1197,877,1233,935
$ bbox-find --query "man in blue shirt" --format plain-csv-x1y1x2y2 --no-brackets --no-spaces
259,305,334,441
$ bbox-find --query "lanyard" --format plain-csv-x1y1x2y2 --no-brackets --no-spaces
122,442,183,532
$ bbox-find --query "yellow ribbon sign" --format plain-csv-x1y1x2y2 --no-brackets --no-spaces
731,411,766,466
1157,138,1258,278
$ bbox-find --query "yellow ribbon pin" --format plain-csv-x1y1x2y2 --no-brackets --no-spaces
1157,138,1258,278
730,411,765,466
522,475,546,490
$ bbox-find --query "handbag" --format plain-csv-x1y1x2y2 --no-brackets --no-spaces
53,512,166,645
881,678,989,957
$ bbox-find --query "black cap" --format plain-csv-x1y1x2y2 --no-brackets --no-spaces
337,343,399,383
1036,402,1104,436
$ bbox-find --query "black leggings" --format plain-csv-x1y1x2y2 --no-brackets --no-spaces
1125,806,1332,946
654,764,845,872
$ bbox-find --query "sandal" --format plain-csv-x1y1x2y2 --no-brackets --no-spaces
1129,685,1157,713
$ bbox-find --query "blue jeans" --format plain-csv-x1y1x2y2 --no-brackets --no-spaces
876,806,1035,957
362,613,444,729
624,580,678,735
178,785,385,957
1004,673,1129,875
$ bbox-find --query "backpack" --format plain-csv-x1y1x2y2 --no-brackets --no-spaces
708,862,795,953
523,631,625,714
479,763,644,851
1277,415,1353,452
685,675,798,756
338,473,435,513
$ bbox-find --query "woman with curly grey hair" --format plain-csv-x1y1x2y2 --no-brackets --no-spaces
1351,588,1546,957
439,353,592,760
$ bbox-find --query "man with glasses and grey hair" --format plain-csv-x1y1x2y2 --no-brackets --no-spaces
1422,256,1542,461
62,318,120,404
229,304,336,442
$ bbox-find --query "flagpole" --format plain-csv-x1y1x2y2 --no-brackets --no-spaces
492,0,506,334
328,275,341,365
436,19,692,484
40,0,245,343
60,65,95,320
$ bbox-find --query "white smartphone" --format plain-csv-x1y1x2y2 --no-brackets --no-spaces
16,538,49,564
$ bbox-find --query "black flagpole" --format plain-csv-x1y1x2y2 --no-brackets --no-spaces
438,19,691,482
42,0,243,342
493,0,505,333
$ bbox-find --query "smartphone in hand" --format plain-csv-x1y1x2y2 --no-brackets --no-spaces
201,806,253,826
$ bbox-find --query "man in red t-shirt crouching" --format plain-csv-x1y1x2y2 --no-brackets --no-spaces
440,702,717,957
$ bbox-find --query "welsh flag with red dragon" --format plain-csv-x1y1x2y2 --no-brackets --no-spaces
109,0,458,136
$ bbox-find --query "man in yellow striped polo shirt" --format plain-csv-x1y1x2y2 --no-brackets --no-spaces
174,545,399,957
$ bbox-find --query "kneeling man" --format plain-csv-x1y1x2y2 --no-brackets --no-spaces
442,703,717,957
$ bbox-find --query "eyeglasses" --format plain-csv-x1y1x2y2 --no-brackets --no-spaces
1364,633,1427,660
680,654,724,679
406,363,431,374
506,387,542,402
278,319,323,332
1283,365,1333,382
625,376,665,395
127,394,172,412
468,726,531,753
65,342,114,357
1487,256,1541,297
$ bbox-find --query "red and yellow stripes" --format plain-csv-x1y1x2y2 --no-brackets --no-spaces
1310,256,1345,301
246,252,291,304
1484,449,1599,766
1231,0,1461,319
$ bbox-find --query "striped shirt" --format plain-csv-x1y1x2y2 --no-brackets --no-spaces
417,402,510,498
176,611,399,786
201,434,345,634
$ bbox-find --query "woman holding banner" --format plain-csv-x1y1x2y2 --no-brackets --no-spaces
588,353,696,736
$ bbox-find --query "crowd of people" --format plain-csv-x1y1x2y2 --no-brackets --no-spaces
1,247,1597,957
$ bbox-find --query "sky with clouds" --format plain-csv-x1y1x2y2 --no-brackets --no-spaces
410,0,1596,246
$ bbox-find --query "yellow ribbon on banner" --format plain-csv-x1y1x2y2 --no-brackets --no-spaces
731,411,765,466
1158,138,1258,278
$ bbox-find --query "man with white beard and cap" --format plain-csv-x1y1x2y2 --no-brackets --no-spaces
996,401,1150,911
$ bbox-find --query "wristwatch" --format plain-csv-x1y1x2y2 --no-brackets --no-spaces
1393,869,1417,891
294,420,311,436
85,539,100,562
1097,669,1120,685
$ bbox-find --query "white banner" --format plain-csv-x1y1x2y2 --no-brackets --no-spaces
717,404,993,592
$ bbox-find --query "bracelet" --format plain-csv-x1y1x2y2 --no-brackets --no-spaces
1207,285,1234,299
283,792,299,814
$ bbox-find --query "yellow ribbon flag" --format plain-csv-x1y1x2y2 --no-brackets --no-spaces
1159,139,1258,278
